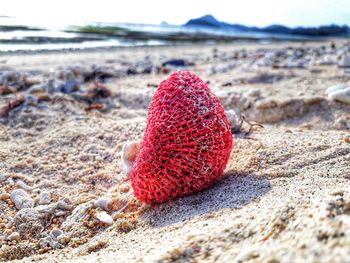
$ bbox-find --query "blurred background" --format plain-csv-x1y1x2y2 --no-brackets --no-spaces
0,0,349,52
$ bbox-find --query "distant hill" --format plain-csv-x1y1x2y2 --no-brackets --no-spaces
184,15,350,37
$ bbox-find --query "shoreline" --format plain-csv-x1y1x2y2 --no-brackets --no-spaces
0,37,342,56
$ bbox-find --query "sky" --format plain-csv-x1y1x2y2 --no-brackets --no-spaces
1,0,350,27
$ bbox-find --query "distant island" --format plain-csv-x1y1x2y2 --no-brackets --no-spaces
184,15,350,37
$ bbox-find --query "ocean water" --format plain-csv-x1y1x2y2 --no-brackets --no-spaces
0,16,308,52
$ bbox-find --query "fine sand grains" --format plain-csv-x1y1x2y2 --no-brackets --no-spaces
0,41,349,262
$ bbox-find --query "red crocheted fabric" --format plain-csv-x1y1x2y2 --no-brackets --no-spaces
130,71,233,204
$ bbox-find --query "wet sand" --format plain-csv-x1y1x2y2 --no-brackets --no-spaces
0,41,349,262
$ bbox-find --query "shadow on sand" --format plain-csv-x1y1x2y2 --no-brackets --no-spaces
143,172,271,227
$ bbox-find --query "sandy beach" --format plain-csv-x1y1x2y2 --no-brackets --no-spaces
0,41,349,262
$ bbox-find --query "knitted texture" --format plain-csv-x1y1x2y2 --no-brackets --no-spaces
130,71,233,204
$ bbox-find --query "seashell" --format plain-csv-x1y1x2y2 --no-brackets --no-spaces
96,211,113,225
326,84,348,94
328,87,350,104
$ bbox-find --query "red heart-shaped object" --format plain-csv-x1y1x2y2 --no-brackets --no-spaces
130,71,233,204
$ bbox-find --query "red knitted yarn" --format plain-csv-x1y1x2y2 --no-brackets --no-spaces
130,71,233,204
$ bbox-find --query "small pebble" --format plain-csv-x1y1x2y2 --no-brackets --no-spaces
56,198,73,210
10,189,34,210
38,191,51,205
246,88,261,97
50,229,63,240
94,197,112,211
0,193,10,200
57,234,70,245
4,229,12,236
8,232,21,242
0,174,8,182
96,211,113,225
225,109,240,131
16,180,33,191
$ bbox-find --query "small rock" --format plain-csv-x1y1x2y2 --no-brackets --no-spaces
162,59,187,67
339,54,350,68
24,95,38,106
57,234,70,245
10,189,34,210
8,232,21,242
62,202,93,230
13,208,44,238
235,246,263,261
0,192,10,200
38,191,51,205
246,88,261,97
326,84,348,94
328,87,350,104
331,190,345,196
96,211,113,225
39,236,62,249
225,109,240,131
4,229,12,236
94,197,112,211
0,174,8,182
56,198,73,210
15,180,33,191
214,90,229,99
50,229,63,240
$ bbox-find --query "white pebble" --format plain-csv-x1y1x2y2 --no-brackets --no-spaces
8,232,21,242
16,180,33,191
326,84,348,94
38,191,51,205
245,88,261,97
214,90,229,99
10,189,34,210
94,197,112,211
96,211,113,225
339,54,350,68
328,88,350,105
120,141,140,177
225,109,240,129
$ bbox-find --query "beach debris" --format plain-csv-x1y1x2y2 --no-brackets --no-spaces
162,59,187,67
50,228,63,240
16,179,33,191
207,62,235,75
96,211,113,225
39,235,62,249
130,71,232,204
94,197,112,211
225,109,239,128
8,232,21,242
13,208,45,238
326,84,348,94
326,84,350,104
338,53,350,68
10,189,35,210
120,141,140,178
0,71,40,92
38,191,51,205
94,195,132,212
61,202,93,230
0,192,10,200
84,81,112,100
62,70,81,93
0,85,15,95
0,96,25,117
245,88,261,98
